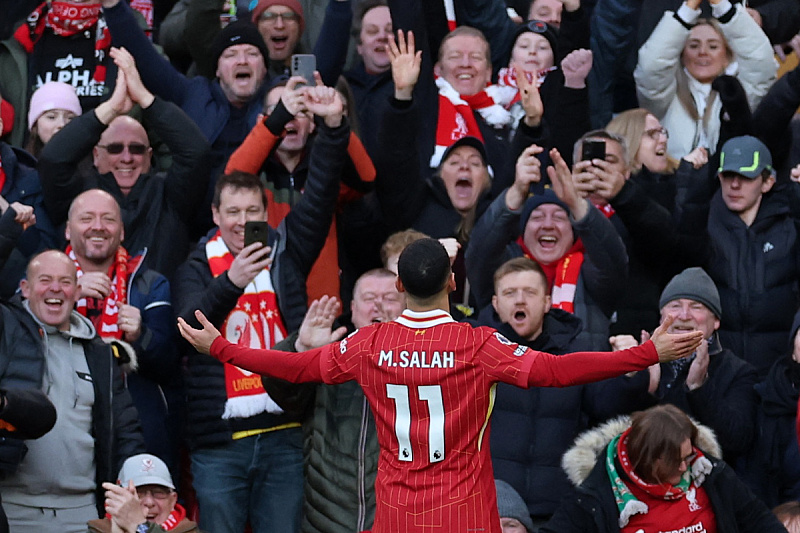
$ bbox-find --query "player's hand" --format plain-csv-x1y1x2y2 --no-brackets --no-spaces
78,271,113,300
178,310,222,355
650,314,704,362
295,296,348,351
227,242,272,288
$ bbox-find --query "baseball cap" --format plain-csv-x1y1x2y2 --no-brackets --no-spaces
118,454,175,489
439,136,488,167
718,135,773,179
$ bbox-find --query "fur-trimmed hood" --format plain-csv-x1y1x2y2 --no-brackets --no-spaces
561,415,722,488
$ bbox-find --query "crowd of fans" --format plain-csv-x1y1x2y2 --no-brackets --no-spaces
0,0,799,531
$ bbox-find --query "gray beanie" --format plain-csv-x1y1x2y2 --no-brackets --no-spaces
659,267,722,319
495,479,534,533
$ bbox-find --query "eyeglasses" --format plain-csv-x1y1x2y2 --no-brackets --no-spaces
644,127,669,140
97,142,149,155
136,487,173,500
259,11,300,23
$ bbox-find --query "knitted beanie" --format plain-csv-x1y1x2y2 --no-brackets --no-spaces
659,267,722,319
28,81,82,130
250,0,305,33
210,18,269,67
495,479,534,533
518,188,570,235
512,19,558,56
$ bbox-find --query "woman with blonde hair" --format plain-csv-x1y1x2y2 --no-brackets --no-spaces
634,0,775,159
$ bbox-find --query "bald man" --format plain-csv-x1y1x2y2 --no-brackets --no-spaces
0,250,144,532
38,47,212,279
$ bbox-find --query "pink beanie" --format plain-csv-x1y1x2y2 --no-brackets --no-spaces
28,82,82,130
250,0,305,33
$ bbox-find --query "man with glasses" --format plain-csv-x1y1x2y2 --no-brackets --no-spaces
91,453,199,533
250,0,305,78
38,47,211,280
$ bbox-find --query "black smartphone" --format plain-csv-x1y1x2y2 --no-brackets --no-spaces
244,221,270,249
291,54,316,86
581,140,606,162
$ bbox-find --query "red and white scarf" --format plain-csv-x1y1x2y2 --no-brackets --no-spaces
518,236,584,313
431,76,514,168
206,230,287,419
104,503,188,531
14,2,112,83
496,65,557,108
68,245,144,339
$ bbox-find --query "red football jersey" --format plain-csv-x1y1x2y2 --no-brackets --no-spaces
318,309,536,533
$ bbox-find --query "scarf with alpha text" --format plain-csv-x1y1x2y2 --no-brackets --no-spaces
517,236,584,313
607,428,713,527
431,76,514,168
14,2,112,83
206,230,287,419
68,245,144,339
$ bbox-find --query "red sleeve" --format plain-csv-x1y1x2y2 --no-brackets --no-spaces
224,120,281,174
525,341,659,387
210,336,327,383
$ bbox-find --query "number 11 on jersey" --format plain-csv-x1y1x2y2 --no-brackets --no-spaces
387,384,446,463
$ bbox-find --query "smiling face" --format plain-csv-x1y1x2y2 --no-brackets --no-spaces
21,251,78,331
439,145,490,215
357,6,392,74
212,185,268,256
136,484,178,525
434,34,492,96
660,298,719,340
637,114,669,173
681,22,730,84
35,108,77,144
93,116,152,195
351,272,405,329
527,0,563,27
256,4,301,62
492,269,551,340
216,44,267,106
522,203,574,264
66,190,124,271
509,31,554,73
265,86,315,155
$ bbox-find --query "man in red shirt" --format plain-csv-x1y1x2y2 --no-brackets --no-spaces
179,238,703,533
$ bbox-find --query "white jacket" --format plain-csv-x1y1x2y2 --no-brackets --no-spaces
634,3,776,159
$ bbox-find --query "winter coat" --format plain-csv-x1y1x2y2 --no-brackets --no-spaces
174,118,346,449
540,415,786,533
37,98,211,280
634,4,776,158
465,189,627,350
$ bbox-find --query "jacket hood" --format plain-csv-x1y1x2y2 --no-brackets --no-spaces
23,300,96,340
561,415,722,488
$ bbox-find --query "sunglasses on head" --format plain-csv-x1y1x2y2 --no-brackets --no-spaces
97,142,148,155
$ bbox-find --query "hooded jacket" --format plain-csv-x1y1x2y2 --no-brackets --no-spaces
540,415,786,533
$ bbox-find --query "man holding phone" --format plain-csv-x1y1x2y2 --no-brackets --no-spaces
173,83,348,533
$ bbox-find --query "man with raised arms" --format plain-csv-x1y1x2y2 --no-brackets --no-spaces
179,238,703,533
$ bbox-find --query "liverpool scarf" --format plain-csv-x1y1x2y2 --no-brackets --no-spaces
517,236,584,313
496,65,557,108
14,2,112,83
206,230,287,419
68,245,144,339
430,76,514,168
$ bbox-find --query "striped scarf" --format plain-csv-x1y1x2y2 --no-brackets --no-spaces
517,236,584,313
205,230,287,419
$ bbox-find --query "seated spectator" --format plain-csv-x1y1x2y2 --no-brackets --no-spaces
0,94,57,298
92,453,198,533
38,47,211,279
594,267,759,466
466,145,627,349
1,0,118,146
774,500,800,533
65,189,179,476
540,404,786,533
495,479,535,533
24,82,82,158
0,250,143,532
634,0,776,159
